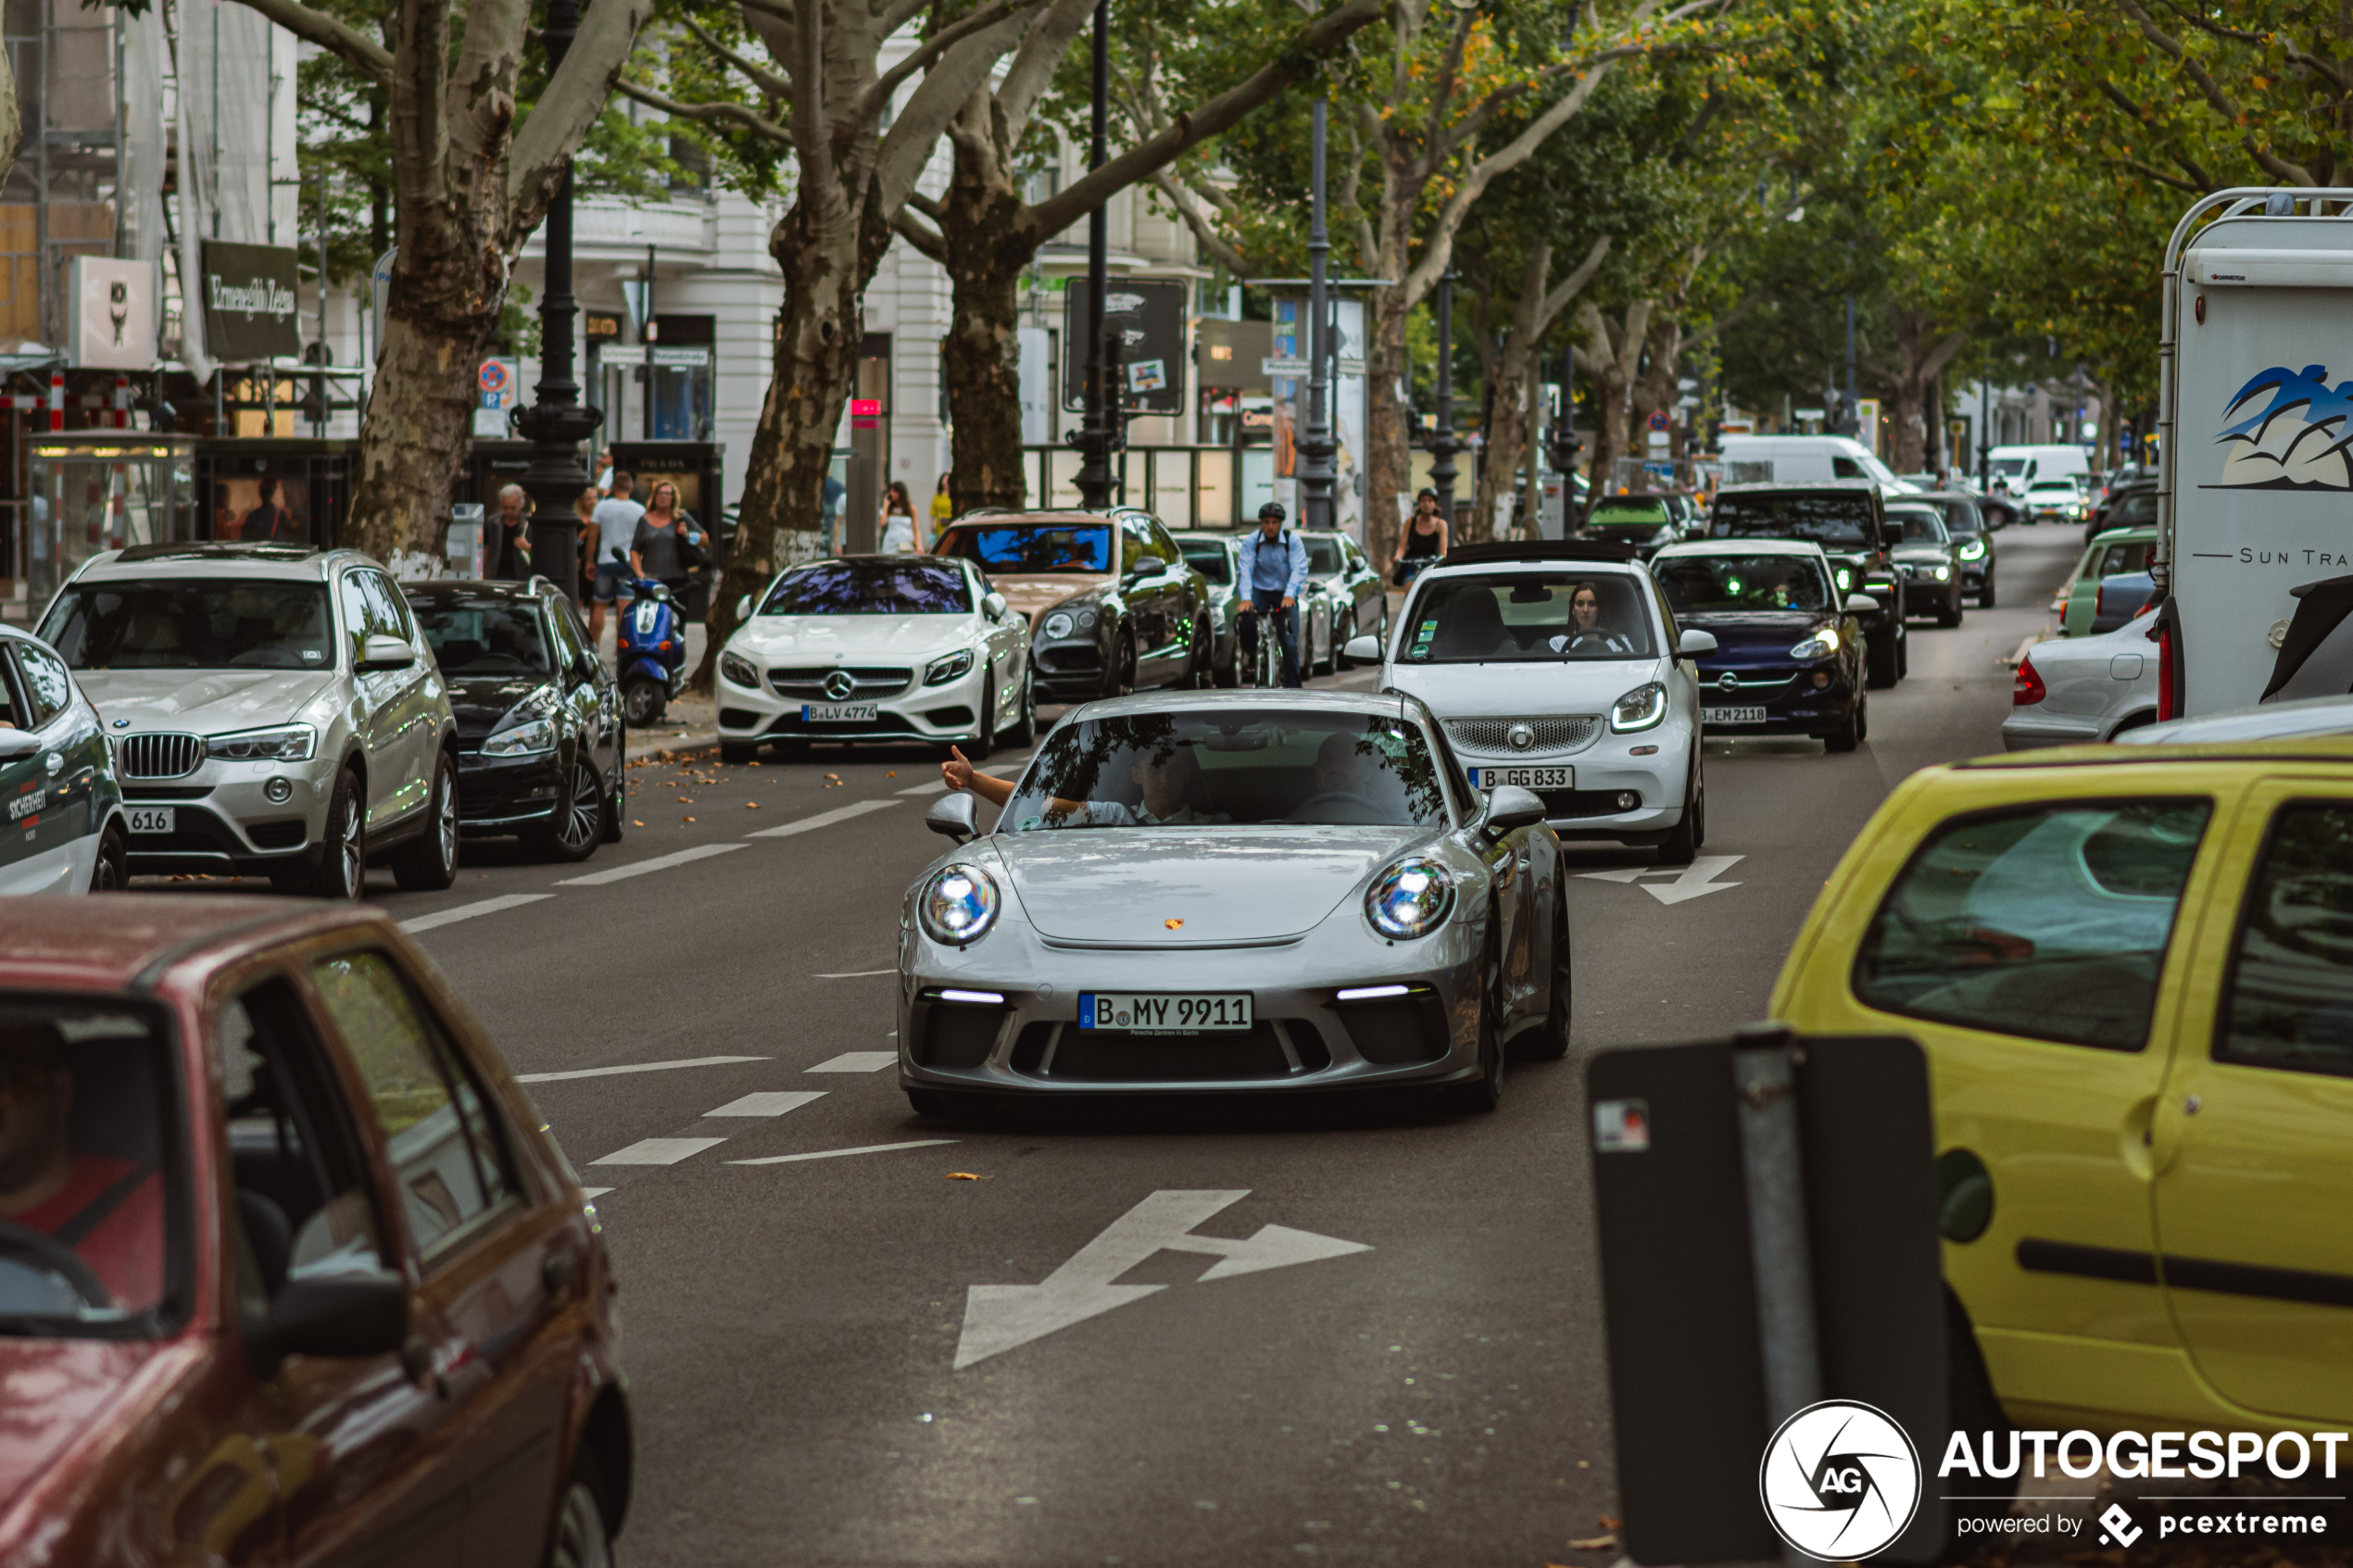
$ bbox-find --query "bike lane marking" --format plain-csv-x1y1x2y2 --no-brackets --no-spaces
747,798,900,837
517,1054,769,1084
558,841,747,885
399,893,555,933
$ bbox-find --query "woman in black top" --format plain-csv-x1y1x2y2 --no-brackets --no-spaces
630,482,706,596
1395,488,1446,583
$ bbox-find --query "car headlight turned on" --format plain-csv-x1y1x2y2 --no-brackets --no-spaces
483,717,558,757
719,649,761,688
1958,538,1987,560
1610,682,1667,733
1042,611,1075,639
1834,568,1854,592
207,723,316,762
1365,856,1454,939
1789,628,1840,661
925,649,975,686
919,864,1000,945
1933,565,1952,581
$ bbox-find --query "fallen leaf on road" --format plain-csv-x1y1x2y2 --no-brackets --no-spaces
946,1172,988,1181
887,771,897,777
1597,1515,1621,1531
682,816,696,822
747,802,760,809
1568,1534,1618,1551
631,820,644,827
676,797,694,803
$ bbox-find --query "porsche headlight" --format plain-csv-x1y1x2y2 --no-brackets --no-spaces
206,723,316,763
719,649,761,688
919,864,1000,945
925,649,975,686
1610,681,1667,733
1365,857,1455,940
1958,538,1987,560
1042,611,1075,639
482,717,558,757
1790,629,1840,661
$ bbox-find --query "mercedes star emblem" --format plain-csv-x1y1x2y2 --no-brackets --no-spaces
822,670,857,701
1506,722,1536,751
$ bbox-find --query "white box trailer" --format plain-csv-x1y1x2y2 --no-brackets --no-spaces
2160,188,2353,714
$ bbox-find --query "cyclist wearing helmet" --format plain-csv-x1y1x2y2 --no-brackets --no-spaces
1236,502,1309,688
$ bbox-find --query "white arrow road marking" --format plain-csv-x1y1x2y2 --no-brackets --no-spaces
1576,853,1744,906
953,1190,1371,1370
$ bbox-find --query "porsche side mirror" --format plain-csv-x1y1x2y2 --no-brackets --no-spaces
357,634,415,671
245,1269,409,1377
1341,633,1383,669
982,591,1009,621
1677,629,1718,658
1843,594,1881,616
925,792,978,845
1482,784,1548,839
736,594,753,621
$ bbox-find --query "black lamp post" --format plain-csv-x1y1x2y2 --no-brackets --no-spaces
1428,267,1462,520
512,0,601,601
1072,0,1117,510
1296,100,1337,531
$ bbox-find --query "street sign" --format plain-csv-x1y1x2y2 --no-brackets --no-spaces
1063,279,1187,414
478,361,510,397
1589,1032,1944,1565
1647,409,1672,433
953,1189,1369,1368
1261,357,1311,379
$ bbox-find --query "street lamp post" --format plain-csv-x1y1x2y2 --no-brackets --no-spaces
1072,0,1116,510
512,0,600,601
1296,99,1336,531
1428,268,1462,521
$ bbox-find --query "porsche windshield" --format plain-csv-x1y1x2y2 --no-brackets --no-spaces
0,1003,186,1337
1399,573,1655,662
1655,555,1833,614
935,524,1113,574
762,560,972,614
41,581,334,671
1003,710,1451,829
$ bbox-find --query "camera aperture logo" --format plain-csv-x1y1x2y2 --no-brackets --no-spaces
1759,1399,1922,1561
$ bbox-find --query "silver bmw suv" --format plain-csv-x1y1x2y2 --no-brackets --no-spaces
37,543,459,897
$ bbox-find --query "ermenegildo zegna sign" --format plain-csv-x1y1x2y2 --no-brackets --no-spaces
201,242,302,362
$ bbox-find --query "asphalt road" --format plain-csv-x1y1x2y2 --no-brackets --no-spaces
191,525,2082,1566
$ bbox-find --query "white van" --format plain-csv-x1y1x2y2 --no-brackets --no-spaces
1984,443,2090,492
1716,434,1918,493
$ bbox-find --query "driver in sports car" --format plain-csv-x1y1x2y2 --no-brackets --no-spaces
0,1019,163,1308
940,743,1232,826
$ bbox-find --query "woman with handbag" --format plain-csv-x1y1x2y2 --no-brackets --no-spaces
630,481,707,601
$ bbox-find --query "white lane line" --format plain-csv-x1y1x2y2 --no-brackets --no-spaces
730,1139,959,1165
593,1136,728,1166
706,1090,826,1117
814,968,896,979
898,779,950,796
399,894,556,933
559,842,748,886
582,1186,614,1199
517,1054,769,1084
809,1051,898,1073
748,798,899,838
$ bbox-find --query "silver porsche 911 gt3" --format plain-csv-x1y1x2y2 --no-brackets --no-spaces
897,689,1572,1114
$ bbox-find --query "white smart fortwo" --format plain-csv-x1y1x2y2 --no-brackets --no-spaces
1344,541,1716,863
714,556,1037,761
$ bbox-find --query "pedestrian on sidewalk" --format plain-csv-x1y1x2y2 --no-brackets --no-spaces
487,484,533,579
932,472,956,533
883,481,920,553
589,471,645,648
631,481,705,602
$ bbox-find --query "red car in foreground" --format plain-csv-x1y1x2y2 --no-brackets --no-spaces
0,897,629,1567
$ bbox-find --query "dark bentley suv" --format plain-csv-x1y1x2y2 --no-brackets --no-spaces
407,578,625,862
1705,481,1907,689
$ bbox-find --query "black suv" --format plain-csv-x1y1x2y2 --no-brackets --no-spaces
1706,481,1907,687
406,578,626,863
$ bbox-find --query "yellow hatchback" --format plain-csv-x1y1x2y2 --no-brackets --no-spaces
1771,738,2353,1436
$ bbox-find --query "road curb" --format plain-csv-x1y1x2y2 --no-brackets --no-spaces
629,731,720,764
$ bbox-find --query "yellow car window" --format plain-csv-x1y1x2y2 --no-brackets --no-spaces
2221,804,2353,1074
1853,801,2210,1050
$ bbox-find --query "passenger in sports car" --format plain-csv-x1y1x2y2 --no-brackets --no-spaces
940,744,1231,826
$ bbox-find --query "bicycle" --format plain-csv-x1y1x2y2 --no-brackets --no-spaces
1237,604,1285,688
